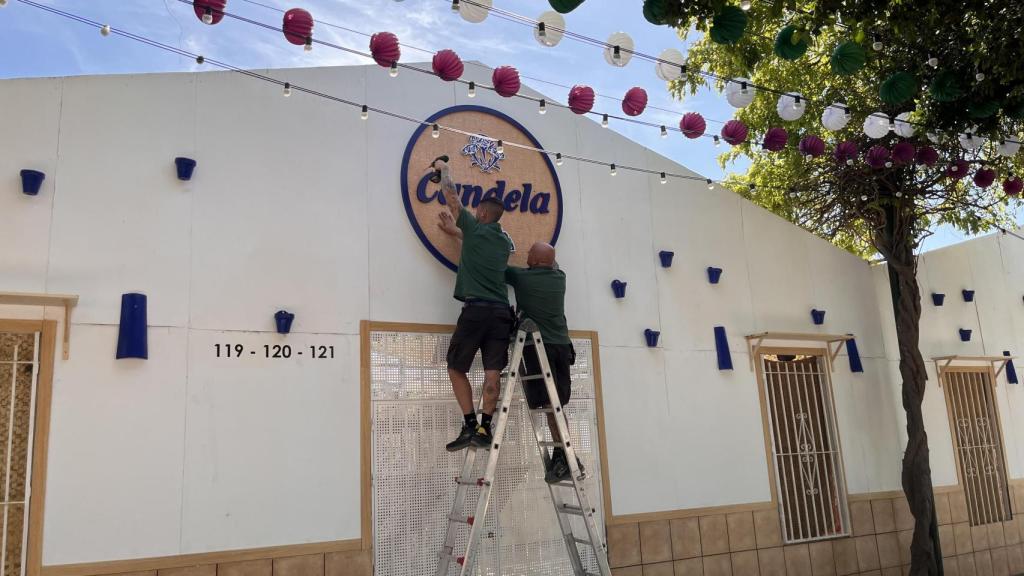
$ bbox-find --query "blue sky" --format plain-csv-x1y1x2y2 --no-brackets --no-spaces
0,0,993,251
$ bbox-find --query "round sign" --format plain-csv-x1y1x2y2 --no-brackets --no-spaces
400,105,563,271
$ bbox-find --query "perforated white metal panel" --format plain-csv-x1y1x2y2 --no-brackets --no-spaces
371,330,604,576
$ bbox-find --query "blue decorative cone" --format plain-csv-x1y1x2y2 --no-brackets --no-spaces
714,326,732,370
116,293,148,359
275,310,295,334
611,279,627,299
20,169,45,196
658,251,674,268
175,157,197,181
931,293,945,306
846,337,863,373
643,329,660,347
959,328,972,342
1004,351,1018,384
811,309,826,325
707,267,723,284
962,289,975,302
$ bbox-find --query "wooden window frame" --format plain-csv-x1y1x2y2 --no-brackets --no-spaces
0,320,56,576
754,346,852,544
938,364,1014,525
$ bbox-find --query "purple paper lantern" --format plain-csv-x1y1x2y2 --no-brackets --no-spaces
891,142,916,165
762,127,788,152
834,141,858,165
798,134,825,158
622,87,648,117
867,145,890,169
721,120,748,145
679,112,706,139
1004,177,1023,196
916,145,939,166
568,85,595,115
431,49,464,82
947,159,970,179
974,167,996,188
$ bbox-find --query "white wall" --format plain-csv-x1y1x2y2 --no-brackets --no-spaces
1,64,1015,564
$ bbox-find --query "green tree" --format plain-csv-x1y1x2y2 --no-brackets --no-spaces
656,1,1024,574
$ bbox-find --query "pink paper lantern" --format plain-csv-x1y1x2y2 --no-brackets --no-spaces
834,140,859,164
431,49,463,82
798,134,825,157
916,145,939,166
867,145,890,169
891,142,916,165
369,32,401,67
1004,177,1023,196
679,113,706,139
568,85,595,115
282,8,313,46
721,120,748,146
622,87,648,117
946,159,970,179
194,0,226,25
974,167,996,188
492,66,521,98
762,127,788,151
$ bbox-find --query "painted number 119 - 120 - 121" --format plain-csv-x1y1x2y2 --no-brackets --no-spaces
214,344,335,359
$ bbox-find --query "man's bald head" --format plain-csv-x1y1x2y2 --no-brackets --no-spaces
527,242,556,267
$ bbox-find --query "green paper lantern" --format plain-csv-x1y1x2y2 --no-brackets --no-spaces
774,26,808,61
548,0,585,14
879,72,918,105
830,41,865,76
709,6,747,45
643,0,668,25
929,71,964,102
967,100,1000,119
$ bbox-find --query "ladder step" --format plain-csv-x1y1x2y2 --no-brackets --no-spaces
559,504,586,516
537,440,565,448
573,536,592,546
532,407,557,414
455,476,488,487
448,514,475,526
520,374,547,382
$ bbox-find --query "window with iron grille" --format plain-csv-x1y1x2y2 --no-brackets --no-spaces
760,353,850,543
941,367,1012,526
0,333,39,576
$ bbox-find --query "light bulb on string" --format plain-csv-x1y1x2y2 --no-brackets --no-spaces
706,178,714,190
361,105,368,120
612,45,621,62
679,65,687,80
748,183,756,191
660,125,668,138
538,22,546,38
202,7,214,24
871,33,882,51
101,24,111,36
195,55,205,65
283,82,292,97
389,62,398,77
889,117,896,132
927,56,938,68
610,164,617,176
555,153,563,166
467,81,476,98
304,37,313,52
431,124,440,138
895,192,903,198
497,140,504,154
976,71,985,81
740,0,751,10
538,99,547,115
602,114,609,128
660,172,667,184
846,158,854,166
713,135,720,147
451,0,459,11
861,195,869,201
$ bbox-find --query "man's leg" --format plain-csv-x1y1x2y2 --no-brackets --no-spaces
449,368,475,414
445,309,484,452
471,308,512,447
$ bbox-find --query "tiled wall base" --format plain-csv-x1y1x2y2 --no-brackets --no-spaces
608,486,1024,576
42,548,372,576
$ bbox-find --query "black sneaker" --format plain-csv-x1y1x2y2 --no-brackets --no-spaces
446,425,476,452
545,456,571,484
470,425,493,449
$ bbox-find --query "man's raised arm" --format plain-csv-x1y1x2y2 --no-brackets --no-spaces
435,159,461,221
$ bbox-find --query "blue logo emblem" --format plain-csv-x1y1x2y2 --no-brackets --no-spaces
461,135,505,173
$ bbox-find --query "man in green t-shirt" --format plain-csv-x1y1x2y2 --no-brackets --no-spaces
432,158,514,453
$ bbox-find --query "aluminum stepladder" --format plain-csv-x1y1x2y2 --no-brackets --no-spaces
436,319,612,576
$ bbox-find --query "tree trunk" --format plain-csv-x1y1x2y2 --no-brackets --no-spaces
875,204,943,575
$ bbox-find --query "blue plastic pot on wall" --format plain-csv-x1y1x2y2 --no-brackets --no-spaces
931,293,945,306
811,309,826,325
959,329,972,342
275,310,295,334
116,293,148,359
707,267,723,284
644,329,660,347
20,170,45,196
611,279,627,299
962,289,975,302
1004,351,1018,384
175,157,197,181
714,326,733,370
658,251,674,268
846,337,864,373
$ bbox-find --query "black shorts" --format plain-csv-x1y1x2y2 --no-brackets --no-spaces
446,304,514,373
521,342,574,409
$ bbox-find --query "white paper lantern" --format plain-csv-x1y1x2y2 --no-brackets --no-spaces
863,112,890,139
604,32,634,67
534,11,565,47
821,102,851,131
655,48,685,81
996,138,1021,157
776,93,806,121
959,127,985,150
725,78,755,108
893,112,916,138
458,0,491,23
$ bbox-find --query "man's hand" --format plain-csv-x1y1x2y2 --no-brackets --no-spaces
436,162,460,220
438,210,463,239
